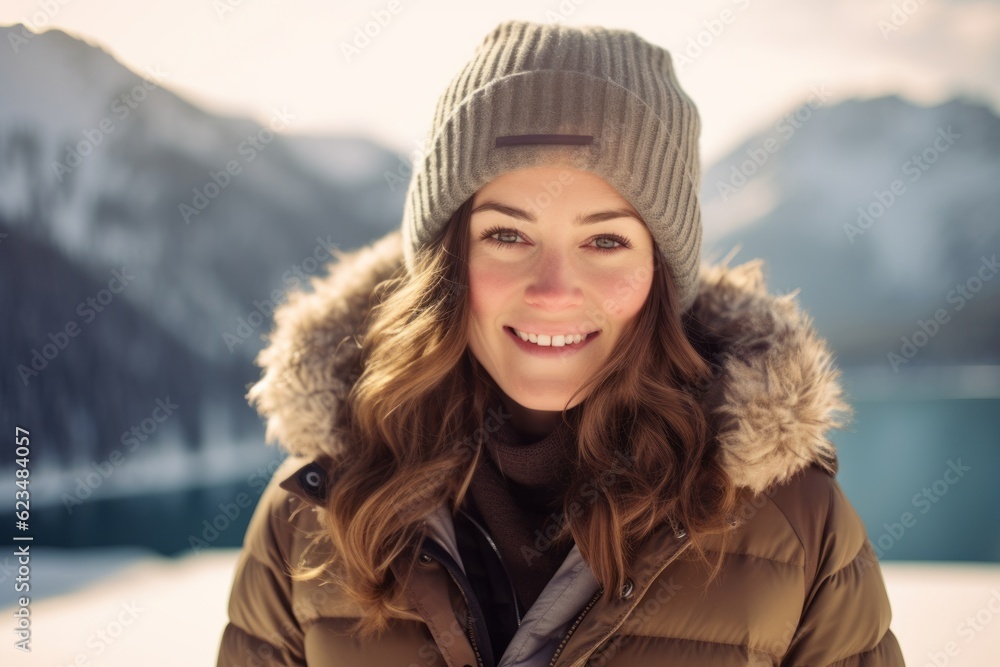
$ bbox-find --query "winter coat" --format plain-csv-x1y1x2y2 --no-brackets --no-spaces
216,230,905,666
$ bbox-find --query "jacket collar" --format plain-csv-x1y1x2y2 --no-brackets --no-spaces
263,229,849,506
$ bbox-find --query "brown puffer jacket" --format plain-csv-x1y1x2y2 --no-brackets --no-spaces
216,230,905,667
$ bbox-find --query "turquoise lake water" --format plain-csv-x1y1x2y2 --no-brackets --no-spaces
16,373,1000,562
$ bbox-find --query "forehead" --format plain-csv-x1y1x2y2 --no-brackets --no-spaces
471,166,639,214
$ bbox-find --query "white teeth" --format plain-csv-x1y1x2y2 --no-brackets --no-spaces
513,328,590,347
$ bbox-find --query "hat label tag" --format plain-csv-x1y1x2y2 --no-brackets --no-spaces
495,134,594,147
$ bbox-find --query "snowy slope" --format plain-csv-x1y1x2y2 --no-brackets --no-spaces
0,548,997,666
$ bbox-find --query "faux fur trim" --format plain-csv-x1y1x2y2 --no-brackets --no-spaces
247,230,851,495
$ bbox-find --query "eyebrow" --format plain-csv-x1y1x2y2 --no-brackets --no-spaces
470,200,643,226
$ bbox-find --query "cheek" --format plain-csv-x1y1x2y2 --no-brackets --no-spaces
468,261,512,325
594,261,654,320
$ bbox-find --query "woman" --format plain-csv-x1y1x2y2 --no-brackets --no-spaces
217,19,905,667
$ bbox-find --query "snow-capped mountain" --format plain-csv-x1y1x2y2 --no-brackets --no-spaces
0,24,407,500
0,23,406,366
2,23,997,507
701,94,1000,366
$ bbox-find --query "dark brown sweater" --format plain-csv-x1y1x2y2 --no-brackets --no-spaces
464,408,578,613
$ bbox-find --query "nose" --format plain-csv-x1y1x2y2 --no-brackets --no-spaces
523,252,584,310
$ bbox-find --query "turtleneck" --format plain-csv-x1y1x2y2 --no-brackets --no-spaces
464,407,579,613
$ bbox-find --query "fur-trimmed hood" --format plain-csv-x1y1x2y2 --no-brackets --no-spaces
247,229,850,496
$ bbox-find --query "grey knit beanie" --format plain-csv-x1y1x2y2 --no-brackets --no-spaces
401,19,703,312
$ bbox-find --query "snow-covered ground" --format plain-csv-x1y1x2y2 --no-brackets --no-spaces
3,548,239,666
2,548,998,665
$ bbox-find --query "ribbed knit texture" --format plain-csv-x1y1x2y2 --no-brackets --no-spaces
401,19,703,311
466,408,579,613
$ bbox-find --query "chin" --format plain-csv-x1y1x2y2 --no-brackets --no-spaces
504,387,586,412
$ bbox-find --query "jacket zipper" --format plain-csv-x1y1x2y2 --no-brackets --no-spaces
546,586,604,667
437,558,487,667
458,506,523,626
466,607,485,667
423,537,492,667
546,539,694,667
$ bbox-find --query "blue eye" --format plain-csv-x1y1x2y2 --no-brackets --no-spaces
478,225,633,253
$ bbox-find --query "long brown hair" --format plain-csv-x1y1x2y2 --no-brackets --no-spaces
290,193,741,638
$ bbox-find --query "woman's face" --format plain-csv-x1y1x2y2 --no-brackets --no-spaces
466,165,655,420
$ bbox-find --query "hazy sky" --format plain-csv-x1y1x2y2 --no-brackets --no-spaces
3,0,999,164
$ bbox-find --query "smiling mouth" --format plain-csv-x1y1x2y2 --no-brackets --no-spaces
504,326,601,348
